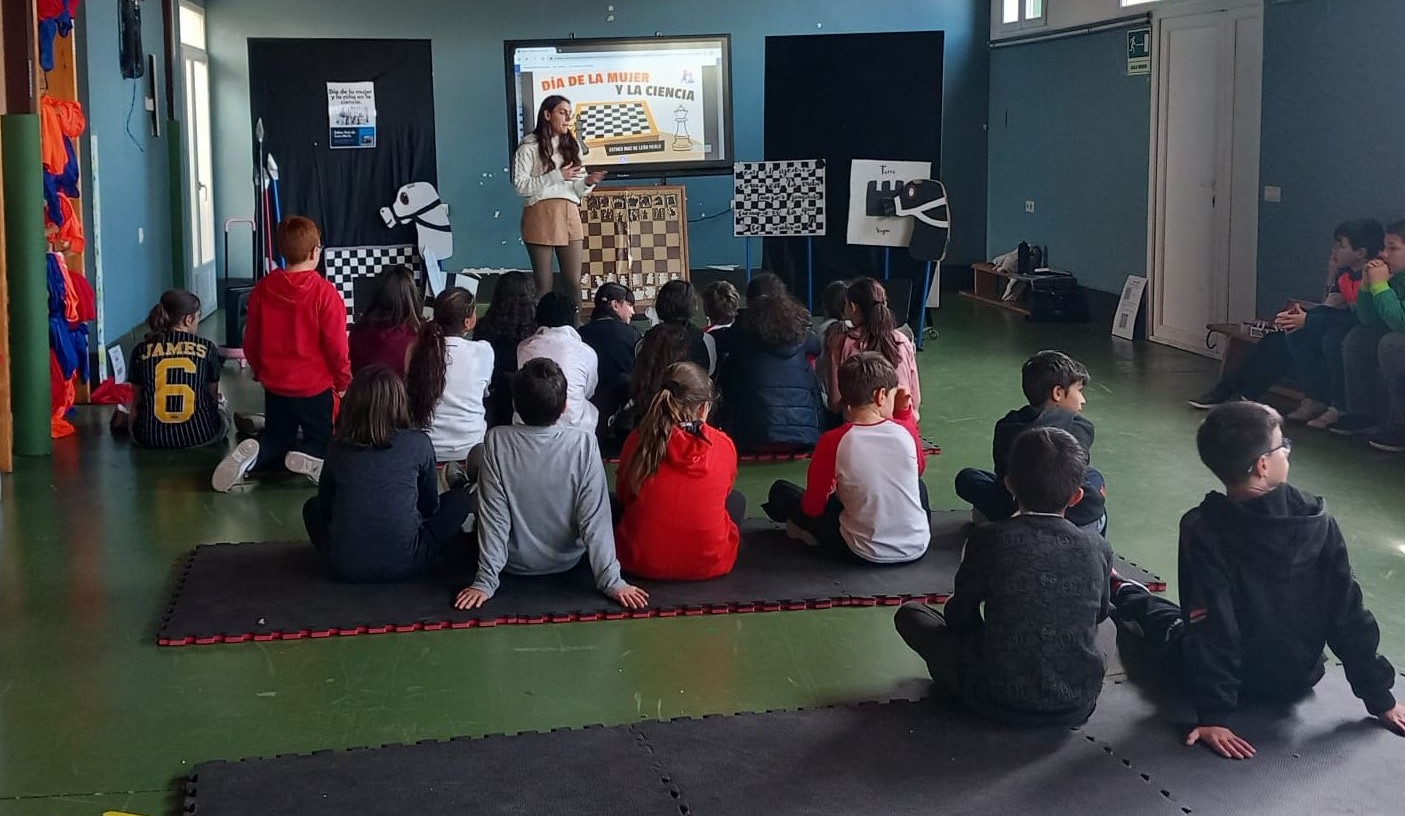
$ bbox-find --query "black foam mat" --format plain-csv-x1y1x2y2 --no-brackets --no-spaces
1082,665,1405,816
187,699,1187,816
159,511,1165,646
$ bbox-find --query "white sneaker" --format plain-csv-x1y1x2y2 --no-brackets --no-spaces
284,451,324,486
1286,399,1328,423
784,521,820,547
1306,406,1343,430
212,439,261,493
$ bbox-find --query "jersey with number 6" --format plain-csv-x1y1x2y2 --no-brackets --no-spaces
130,330,223,448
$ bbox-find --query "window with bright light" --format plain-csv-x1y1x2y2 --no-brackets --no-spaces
179,2,206,51
1001,0,1046,26
1121,0,1164,6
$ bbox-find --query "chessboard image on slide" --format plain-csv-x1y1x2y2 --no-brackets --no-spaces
574,100,659,144
733,159,826,238
323,245,423,324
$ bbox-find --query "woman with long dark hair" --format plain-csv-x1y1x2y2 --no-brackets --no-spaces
473,272,539,428
512,95,607,304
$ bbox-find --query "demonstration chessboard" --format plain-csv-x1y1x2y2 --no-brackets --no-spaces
578,187,690,310
574,100,658,143
733,159,827,237
323,245,423,324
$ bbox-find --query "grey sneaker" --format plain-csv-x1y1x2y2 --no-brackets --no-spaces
212,439,261,493
1306,406,1343,430
784,521,820,547
1286,399,1328,422
284,451,324,485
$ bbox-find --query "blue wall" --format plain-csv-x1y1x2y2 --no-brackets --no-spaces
1257,0,1405,313
986,28,1151,295
77,0,175,336
204,0,990,282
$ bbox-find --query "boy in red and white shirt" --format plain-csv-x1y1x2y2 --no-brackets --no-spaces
763,352,930,563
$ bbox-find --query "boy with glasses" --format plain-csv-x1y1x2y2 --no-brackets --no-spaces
1110,401,1405,759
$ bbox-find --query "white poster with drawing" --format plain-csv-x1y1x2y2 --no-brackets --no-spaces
327,81,377,149
846,159,932,247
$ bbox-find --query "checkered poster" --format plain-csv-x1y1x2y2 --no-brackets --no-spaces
732,160,827,237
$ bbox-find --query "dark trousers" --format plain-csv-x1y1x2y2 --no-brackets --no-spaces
894,601,962,698
303,486,476,582
1284,307,1356,406
256,389,334,471
1214,330,1291,400
955,467,1108,535
1343,326,1405,426
762,478,931,554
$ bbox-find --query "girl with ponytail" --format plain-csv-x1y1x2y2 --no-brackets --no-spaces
405,287,495,465
129,289,226,448
615,362,743,581
824,277,921,418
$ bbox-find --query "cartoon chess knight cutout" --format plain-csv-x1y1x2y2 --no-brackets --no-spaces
892,179,951,263
381,181,453,293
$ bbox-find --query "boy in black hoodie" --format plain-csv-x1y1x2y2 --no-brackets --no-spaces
1111,401,1405,759
954,350,1107,532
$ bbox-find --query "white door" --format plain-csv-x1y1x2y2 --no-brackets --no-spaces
180,3,217,314
1148,4,1262,355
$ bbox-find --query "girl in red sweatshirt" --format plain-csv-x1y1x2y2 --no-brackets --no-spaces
615,362,743,580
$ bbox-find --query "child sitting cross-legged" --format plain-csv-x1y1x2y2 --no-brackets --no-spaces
894,426,1113,726
615,361,743,581
763,352,930,563
348,264,422,378
955,350,1107,533
455,357,649,610
405,287,495,468
303,365,475,583
1110,401,1405,759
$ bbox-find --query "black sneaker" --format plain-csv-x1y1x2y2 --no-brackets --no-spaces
1187,390,1235,410
1368,427,1405,453
1329,414,1380,437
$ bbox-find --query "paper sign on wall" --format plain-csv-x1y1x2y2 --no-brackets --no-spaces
1127,28,1151,76
327,81,377,149
108,344,127,384
846,159,932,248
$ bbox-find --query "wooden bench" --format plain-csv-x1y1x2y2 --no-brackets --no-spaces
962,262,1031,316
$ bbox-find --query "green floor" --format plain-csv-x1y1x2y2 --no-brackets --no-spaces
4,299,1405,814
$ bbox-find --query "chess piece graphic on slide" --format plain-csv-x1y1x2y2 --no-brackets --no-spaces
865,180,902,217
672,105,691,152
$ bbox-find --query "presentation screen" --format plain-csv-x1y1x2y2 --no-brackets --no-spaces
505,35,733,179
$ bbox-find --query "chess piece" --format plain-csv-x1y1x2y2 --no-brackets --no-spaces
672,105,691,152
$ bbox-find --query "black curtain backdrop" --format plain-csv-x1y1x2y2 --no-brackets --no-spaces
247,39,437,249
763,32,943,324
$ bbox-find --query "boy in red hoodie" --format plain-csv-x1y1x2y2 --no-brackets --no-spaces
212,216,351,492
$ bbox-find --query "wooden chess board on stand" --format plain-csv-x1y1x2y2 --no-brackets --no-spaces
578,186,690,314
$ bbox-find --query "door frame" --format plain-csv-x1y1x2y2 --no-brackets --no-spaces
177,0,217,315
1145,0,1263,355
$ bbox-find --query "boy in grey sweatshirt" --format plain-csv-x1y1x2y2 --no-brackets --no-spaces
454,357,649,610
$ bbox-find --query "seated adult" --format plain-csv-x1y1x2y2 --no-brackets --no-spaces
714,282,823,454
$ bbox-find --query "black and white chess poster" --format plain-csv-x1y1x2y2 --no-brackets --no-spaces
732,160,827,237
323,244,422,324
846,159,931,247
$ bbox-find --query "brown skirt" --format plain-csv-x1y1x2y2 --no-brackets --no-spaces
521,198,584,246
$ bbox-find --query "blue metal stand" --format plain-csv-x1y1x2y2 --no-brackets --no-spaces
883,247,891,280
915,260,936,351
806,237,815,311
745,237,753,283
